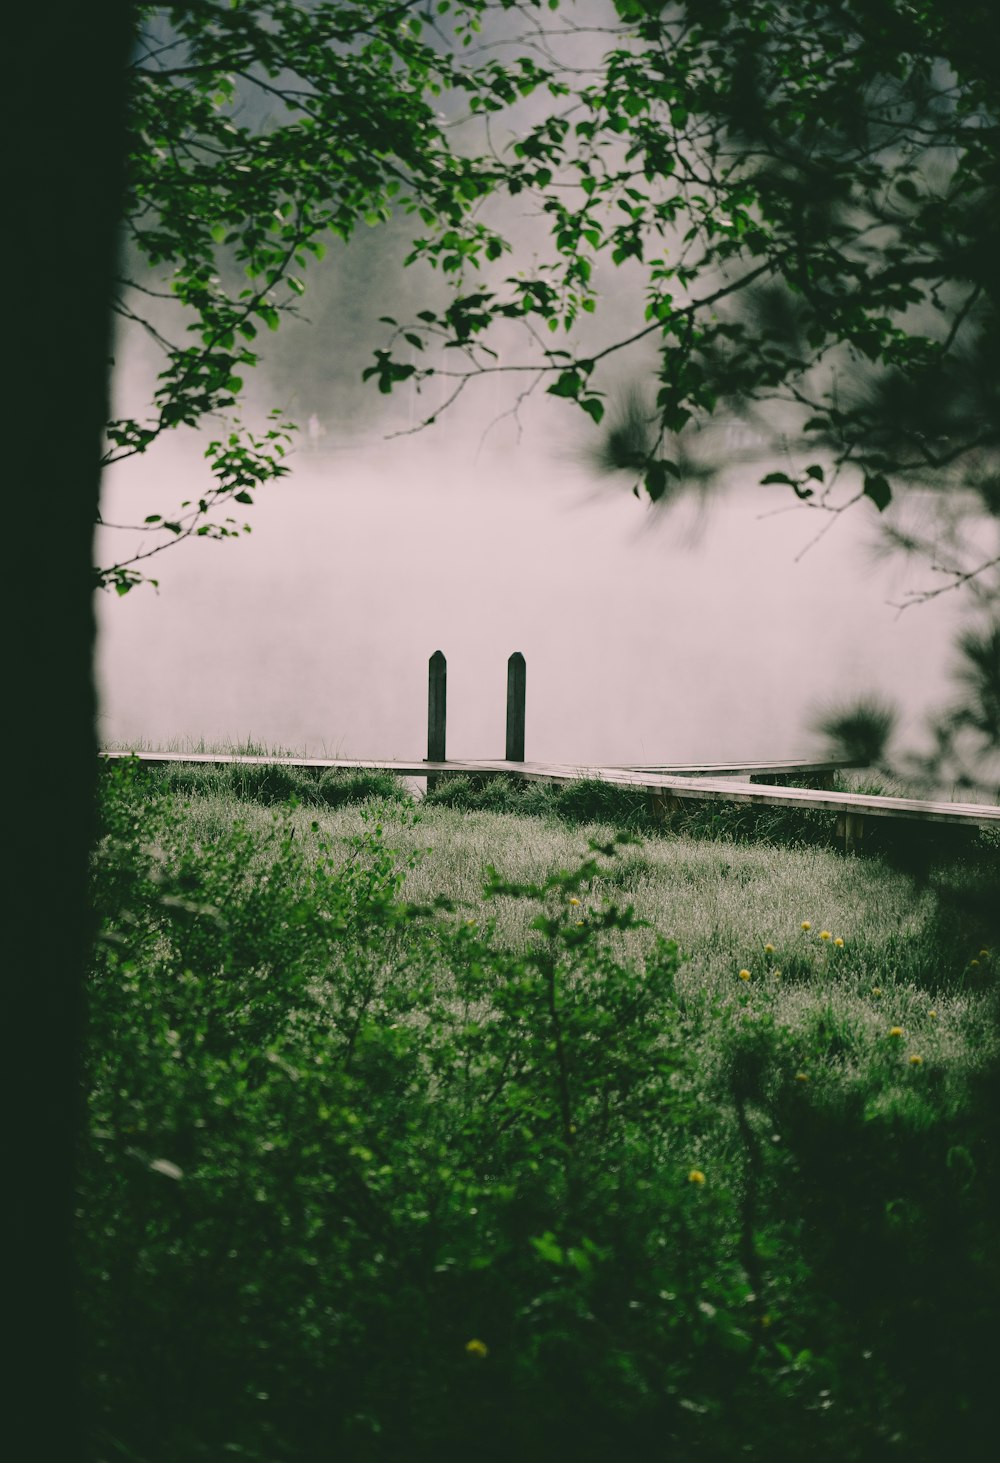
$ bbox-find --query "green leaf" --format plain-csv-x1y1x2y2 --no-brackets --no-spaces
645,461,669,502
863,473,892,511
530,1232,564,1265
547,369,581,400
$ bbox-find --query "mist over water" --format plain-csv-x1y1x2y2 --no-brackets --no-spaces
99,0,993,778
96,425,968,768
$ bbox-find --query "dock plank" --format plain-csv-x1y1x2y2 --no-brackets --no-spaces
99,751,1000,829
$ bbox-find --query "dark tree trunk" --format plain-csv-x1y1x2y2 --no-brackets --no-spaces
3,5,134,1456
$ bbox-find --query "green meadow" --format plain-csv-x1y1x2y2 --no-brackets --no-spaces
83,760,1000,1462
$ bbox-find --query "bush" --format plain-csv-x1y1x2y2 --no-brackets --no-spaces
83,771,730,1460
423,773,560,817
317,766,413,808
98,755,413,811
80,765,1000,1461
554,776,651,829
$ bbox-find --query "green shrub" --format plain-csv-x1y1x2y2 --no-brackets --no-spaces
83,775,732,1459
424,773,560,817
553,776,651,828
761,1049,1000,1460
226,759,317,805
317,766,413,808
98,755,412,812
80,766,1000,1461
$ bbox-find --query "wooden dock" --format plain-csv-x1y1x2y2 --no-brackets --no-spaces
100,650,1000,854
100,750,1000,853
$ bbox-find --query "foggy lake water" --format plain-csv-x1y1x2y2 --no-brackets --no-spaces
96,428,971,769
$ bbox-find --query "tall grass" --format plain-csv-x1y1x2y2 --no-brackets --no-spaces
81,761,1000,1461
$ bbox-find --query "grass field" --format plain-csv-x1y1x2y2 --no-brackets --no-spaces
81,760,1000,1462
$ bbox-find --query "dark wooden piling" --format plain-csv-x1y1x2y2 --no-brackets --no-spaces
505,651,526,763
426,650,446,789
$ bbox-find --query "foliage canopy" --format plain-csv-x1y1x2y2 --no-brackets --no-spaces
109,0,1000,599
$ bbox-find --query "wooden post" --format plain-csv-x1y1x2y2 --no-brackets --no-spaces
836,811,866,854
426,650,446,789
648,788,684,825
506,651,526,763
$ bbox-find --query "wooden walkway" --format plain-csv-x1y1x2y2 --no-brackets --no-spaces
100,750,1000,852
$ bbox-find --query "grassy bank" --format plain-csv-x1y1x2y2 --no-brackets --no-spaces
81,761,1000,1461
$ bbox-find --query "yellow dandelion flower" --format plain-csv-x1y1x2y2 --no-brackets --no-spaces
465,1339,489,1359
928,1009,938,1019
980,948,990,957
568,896,580,906
772,969,782,979
764,943,775,954
738,969,752,981
970,959,980,968
688,1169,706,1185
909,1054,923,1066
871,987,882,996
794,1072,809,1083
889,1026,904,1038
801,921,811,931
819,930,832,941
833,937,844,948
576,920,585,927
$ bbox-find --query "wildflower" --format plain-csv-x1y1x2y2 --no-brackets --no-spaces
794,1072,809,1083
688,1169,706,1185
833,937,844,948
738,968,752,981
889,1026,904,1038
929,1009,938,1019
576,920,585,927
980,948,990,957
909,1054,923,1066
871,987,882,996
772,969,782,978
819,930,831,941
764,943,775,954
568,896,580,907
801,921,811,931
970,959,980,968
465,1339,489,1359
